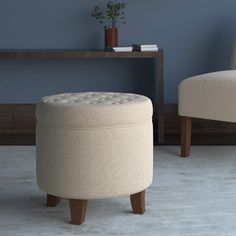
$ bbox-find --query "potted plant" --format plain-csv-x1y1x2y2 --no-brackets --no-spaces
90,0,127,49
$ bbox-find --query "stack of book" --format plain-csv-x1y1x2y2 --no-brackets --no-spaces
106,44,159,52
133,44,159,52
107,47,133,52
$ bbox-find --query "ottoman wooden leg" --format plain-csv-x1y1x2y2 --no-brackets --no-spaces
181,116,192,158
47,194,60,207
130,190,145,214
69,199,88,225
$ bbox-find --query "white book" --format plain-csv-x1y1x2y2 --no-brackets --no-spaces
140,44,158,48
141,47,159,52
113,47,133,50
114,47,133,52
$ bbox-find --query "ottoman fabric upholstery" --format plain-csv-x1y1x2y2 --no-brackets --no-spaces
36,92,153,200
36,92,153,128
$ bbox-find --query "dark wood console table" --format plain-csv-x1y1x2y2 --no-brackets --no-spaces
0,49,164,143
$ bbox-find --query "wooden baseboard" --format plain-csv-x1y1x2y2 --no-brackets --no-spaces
154,104,236,145
0,104,36,145
0,103,236,145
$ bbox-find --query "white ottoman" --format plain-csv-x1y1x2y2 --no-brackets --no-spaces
36,92,153,225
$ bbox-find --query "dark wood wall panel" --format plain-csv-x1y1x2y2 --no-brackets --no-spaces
0,104,36,145
0,103,236,145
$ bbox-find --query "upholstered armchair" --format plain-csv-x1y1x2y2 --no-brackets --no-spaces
179,39,236,157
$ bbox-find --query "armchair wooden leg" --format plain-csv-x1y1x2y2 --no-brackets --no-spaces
69,199,88,225
181,116,192,158
130,190,145,214
47,194,60,207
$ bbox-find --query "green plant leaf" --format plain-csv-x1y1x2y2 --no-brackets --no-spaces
90,0,127,28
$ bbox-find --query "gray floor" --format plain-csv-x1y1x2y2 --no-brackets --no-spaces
1,146,236,236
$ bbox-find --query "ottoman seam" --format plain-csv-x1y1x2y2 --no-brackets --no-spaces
37,120,152,130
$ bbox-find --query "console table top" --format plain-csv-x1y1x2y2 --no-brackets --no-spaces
0,49,163,59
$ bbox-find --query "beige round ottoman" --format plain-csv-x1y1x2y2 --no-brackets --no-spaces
36,92,153,225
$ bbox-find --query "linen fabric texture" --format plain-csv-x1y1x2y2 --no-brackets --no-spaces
179,70,236,123
36,92,153,200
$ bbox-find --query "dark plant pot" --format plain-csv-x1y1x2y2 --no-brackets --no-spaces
105,28,118,48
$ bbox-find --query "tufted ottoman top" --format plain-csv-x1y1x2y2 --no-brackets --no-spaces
36,92,153,128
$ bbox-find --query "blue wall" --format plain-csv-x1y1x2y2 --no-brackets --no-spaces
0,0,235,103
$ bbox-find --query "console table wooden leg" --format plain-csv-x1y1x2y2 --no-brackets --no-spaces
157,50,165,144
